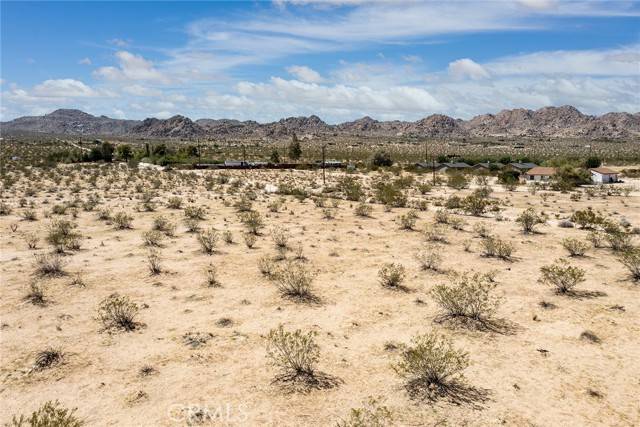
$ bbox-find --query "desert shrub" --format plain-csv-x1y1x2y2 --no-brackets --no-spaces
449,216,466,231
354,202,373,217
461,193,489,216
46,219,81,252
539,259,585,294
152,215,175,236
393,332,469,397
571,208,604,229
374,182,406,208
338,176,364,201
273,261,316,301
558,219,574,228
9,400,83,427
473,223,491,238
423,223,448,243
434,209,451,225
197,228,219,255
604,225,633,252
166,196,183,209
142,230,164,247
431,271,501,325
444,195,462,210
322,207,336,220
516,208,546,233
378,263,406,289
204,263,221,287
97,293,139,331
33,253,66,277
21,208,38,221
184,205,206,220
447,173,468,190
183,217,201,233
266,325,319,381
33,347,64,371
372,150,393,167
234,196,253,212
220,230,233,244
398,210,419,230
335,398,392,427
97,208,111,221
587,230,605,248
618,247,640,281
25,282,47,306
480,236,514,260
0,201,12,216
243,232,257,248
258,255,276,277
562,237,588,257
112,211,133,230
415,246,442,271
271,226,290,249
24,232,39,250
147,248,162,274
240,210,264,235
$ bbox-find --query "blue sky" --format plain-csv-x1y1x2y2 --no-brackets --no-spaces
1,0,639,122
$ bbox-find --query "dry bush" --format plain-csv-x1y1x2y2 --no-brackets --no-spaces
34,347,64,371
243,232,257,248
378,263,406,289
322,207,336,220
166,196,183,209
68,271,86,287
271,226,290,249
393,332,469,399
46,219,81,253
431,271,501,327
618,247,640,281
336,397,392,427
423,223,448,243
25,282,47,306
152,215,176,236
204,263,221,287
539,259,585,294
24,232,39,249
97,293,140,331
354,203,373,217
516,208,546,233
472,223,491,238
97,208,111,221
434,209,451,224
415,246,442,271
571,208,604,229
33,253,66,277
197,228,219,255
184,205,206,220
398,210,419,230
222,230,234,244
604,225,633,252
147,248,162,274
0,201,12,216
112,211,133,230
21,208,38,221
266,325,319,382
480,235,514,260
562,237,588,257
142,230,164,247
258,255,277,277
240,210,264,235
273,261,316,301
183,217,201,233
8,400,83,427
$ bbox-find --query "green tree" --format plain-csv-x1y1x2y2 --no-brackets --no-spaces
372,150,393,167
270,149,281,163
585,156,601,169
100,142,114,162
115,144,133,161
288,134,302,160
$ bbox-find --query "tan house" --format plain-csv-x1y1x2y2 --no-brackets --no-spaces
523,166,556,182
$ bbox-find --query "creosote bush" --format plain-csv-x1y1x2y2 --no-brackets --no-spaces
9,400,83,427
618,247,640,281
431,271,501,326
516,208,546,233
271,226,290,249
336,398,392,427
354,202,373,217
197,228,219,255
46,219,81,253
33,252,66,276
243,232,257,248
562,237,588,257
398,210,419,230
142,230,164,247
415,246,442,271
266,325,319,381
240,210,264,235
112,211,133,230
539,259,585,294
97,293,140,331
272,261,316,301
147,248,162,275
480,235,514,260
393,332,469,398
378,263,406,289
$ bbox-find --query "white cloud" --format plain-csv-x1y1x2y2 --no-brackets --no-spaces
112,109,126,119
78,57,92,65
108,38,130,47
286,65,324,83
94,51,168,83
448,58,490,80
32,79,100,98
122,84,162,97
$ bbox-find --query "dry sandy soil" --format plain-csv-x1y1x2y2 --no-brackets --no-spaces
1,166,639,426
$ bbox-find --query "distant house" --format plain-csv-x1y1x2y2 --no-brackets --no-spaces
224,160,249,167
523,166,556,182
440,162,472,173
473,162,504,171
590,167,619,184
415,162,443,170
506,162,538,173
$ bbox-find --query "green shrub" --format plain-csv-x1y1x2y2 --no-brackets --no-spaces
354,203,373,217
112,211,133,230
447,173,468,190
571,208,604,229
336,398,392,427
266,325,319,380
480,236,514,260
398,210,419,230
562,237,588,257
378,263,406,289
197,228,219,255
539,259,585,294
240,210,264,235
9,400,83,427
618,247,640,281
516,208,546,233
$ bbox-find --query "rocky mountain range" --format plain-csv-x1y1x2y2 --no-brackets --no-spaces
2,106,639,140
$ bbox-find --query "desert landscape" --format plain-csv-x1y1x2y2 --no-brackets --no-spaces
1,149,639,425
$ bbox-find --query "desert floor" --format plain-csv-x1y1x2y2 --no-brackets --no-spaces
1,166,639,426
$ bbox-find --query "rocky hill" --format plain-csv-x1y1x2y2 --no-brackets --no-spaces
2,106,638,140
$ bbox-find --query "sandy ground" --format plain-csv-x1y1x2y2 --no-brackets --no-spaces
1,167,639,426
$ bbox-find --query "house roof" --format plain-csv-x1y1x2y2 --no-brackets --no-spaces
443,162,471,168
525,166,556,176
509,162,538,170
473,162,505,169
415,162,443,169
590,167,617,175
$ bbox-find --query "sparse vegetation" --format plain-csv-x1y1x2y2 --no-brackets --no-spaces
539,259,586,294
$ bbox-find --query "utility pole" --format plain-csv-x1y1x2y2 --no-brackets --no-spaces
242,144,246,165
197,138,201,164
322,144,326,185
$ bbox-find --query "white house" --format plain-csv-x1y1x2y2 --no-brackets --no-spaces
590,167,619,184
523,166,556,182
